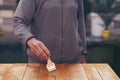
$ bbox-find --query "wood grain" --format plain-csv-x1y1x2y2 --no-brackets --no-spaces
95,64,120,80
56,64,70,80
0,63,119,80
83,64,102,80
37,64,55,80
22,63,40,80
0,64,27,80
69,64,88,80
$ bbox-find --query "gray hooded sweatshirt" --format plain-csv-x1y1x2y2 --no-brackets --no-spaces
13,0,87,63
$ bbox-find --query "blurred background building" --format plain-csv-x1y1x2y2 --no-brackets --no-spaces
0,0,120,77
0,0,25,63
0,0,17,43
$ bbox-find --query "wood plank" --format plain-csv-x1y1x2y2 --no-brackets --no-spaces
23,63,55,80
0,63,119,80
104,64,120,80
83,64,102,80
95,64,120,80
23,63,41,80
0,64,27,80
69,64,88,80
56,64,70,80
37,64,55,80
0,64,13,80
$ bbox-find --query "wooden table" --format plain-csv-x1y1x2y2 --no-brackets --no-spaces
0,63,119,80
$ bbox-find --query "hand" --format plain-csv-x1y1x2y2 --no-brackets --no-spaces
27,38,50,60
80,55,86,63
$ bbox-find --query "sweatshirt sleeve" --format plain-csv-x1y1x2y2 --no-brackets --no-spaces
77,0,87,55
13,0,36,45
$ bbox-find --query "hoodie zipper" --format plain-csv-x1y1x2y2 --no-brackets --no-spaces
60,0,63,63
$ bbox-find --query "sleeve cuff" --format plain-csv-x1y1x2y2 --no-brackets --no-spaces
25,36,36,48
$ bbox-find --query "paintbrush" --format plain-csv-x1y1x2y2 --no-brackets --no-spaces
46,58,58,76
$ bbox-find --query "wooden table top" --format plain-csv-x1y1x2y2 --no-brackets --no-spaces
0,63,119,80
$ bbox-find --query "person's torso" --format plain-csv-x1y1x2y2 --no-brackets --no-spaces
28,0,83,63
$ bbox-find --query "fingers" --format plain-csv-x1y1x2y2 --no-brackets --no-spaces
31,48,45,60
39,42,50,57
27,38,50,60
35,43,49,60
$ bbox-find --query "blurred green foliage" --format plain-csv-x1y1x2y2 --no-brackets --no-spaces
0,28,3,36
0,28,3,41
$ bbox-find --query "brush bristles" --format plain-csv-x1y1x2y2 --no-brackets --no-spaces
48,70,59,76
